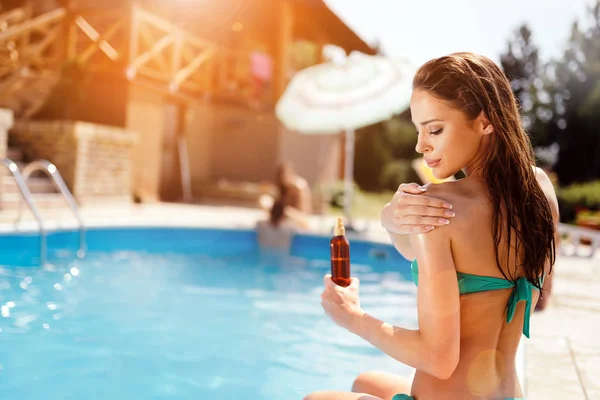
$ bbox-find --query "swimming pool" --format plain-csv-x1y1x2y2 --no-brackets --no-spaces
0,227,416,399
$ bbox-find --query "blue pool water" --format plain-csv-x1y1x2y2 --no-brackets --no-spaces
0,227,416,399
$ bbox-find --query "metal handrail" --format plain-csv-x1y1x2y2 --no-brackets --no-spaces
1,158,47,265
15,160,86,258
557,222,600,258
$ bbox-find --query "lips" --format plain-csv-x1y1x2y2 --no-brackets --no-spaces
425,159,441,168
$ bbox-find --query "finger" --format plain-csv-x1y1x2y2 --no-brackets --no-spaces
349,277,360,288
398,182,427,194
397,204,456,218
324,275,338,291
400,224,437,234
397,215,451,226
397,194,453,210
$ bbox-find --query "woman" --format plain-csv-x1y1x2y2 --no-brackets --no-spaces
275,162,313,214
305,52,559,400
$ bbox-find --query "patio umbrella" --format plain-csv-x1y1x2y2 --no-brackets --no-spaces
275,45,415,226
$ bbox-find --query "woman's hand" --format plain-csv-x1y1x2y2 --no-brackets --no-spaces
382,183,455,234
320,274,364,332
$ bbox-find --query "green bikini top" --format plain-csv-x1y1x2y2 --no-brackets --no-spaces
411,260,543,338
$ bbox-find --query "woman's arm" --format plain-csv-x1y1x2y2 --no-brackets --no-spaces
381,183,456,260
349,226,461,379
284,205,312,230
534,167,561,310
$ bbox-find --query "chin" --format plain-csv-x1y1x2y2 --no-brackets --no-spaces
433,168,456,181
431,168,453,180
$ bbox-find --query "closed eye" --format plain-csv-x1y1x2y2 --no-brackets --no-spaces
414,128,443,135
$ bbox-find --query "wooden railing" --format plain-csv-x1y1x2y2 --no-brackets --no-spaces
0,4,274,117
126,5,216,94
0,7,66,116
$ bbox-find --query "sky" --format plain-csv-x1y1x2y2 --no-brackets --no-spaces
324,0,596,66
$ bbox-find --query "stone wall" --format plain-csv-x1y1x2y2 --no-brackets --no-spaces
0,109,12,159
10,120,138,204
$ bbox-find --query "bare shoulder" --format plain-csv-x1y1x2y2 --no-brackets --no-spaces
423,180,479,212
533,167,560,222
408,182,456,272
416,180,471,235
421,180,464,203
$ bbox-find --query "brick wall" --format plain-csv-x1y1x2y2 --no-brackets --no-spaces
10,120,138,204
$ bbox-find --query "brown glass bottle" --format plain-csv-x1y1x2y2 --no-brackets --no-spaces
330,217,351,287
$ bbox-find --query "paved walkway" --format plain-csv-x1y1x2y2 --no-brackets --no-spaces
1,201,598,399
526,252,600,400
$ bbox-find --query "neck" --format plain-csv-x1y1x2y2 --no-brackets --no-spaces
462,135,491,180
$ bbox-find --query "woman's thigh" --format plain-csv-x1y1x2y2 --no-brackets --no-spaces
303,391,381,400
351,370,412,400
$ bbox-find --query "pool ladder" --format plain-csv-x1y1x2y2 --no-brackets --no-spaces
1,158,86,265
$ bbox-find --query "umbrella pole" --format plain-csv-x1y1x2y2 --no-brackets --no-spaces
343,128,355,228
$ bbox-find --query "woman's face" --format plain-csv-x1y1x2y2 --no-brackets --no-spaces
410,89,491,180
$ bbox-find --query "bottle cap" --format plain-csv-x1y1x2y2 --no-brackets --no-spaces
334,217,345,236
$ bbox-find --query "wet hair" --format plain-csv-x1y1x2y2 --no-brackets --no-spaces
413,52,556,291
269,200,286,228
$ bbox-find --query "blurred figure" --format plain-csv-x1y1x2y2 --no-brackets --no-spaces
255,198,310,251
275,162,313,214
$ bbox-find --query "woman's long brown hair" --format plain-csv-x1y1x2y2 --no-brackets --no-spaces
413,52,555,291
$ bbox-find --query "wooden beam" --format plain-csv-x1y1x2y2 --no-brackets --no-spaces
128,33,174,72
18,4,33,60
0,8,66,44
0,69,24,95
78,18,124,62
171,29,182,78
128,2,140,67
23,24,61,68
135,7,173,33
137,65,170,82
171,47,214,87
76,9,125,19
137,23,170,72
0,7,26,26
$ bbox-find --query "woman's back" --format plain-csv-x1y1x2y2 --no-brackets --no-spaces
411,177,550,400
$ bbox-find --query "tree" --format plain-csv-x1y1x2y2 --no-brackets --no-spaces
549,1,600,184
500,24,556,149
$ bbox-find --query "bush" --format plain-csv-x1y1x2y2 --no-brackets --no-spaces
556,180,600,222
379,161,423,191
354,115,419,192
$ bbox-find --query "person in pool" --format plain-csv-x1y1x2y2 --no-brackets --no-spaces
305,52,559,400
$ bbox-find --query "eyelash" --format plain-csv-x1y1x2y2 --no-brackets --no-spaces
414,128,443,135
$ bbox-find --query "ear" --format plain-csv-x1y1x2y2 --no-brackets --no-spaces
477,112,494,135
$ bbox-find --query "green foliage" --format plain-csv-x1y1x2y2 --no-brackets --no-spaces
379,160,421,191
556,180,600,222
353,115,420,192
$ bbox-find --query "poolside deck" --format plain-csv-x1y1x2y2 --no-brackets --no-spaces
1,201,598,399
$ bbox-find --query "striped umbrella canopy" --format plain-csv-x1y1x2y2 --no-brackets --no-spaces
275,45,415,226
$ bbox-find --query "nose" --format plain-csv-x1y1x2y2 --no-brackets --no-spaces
415,131,429,154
